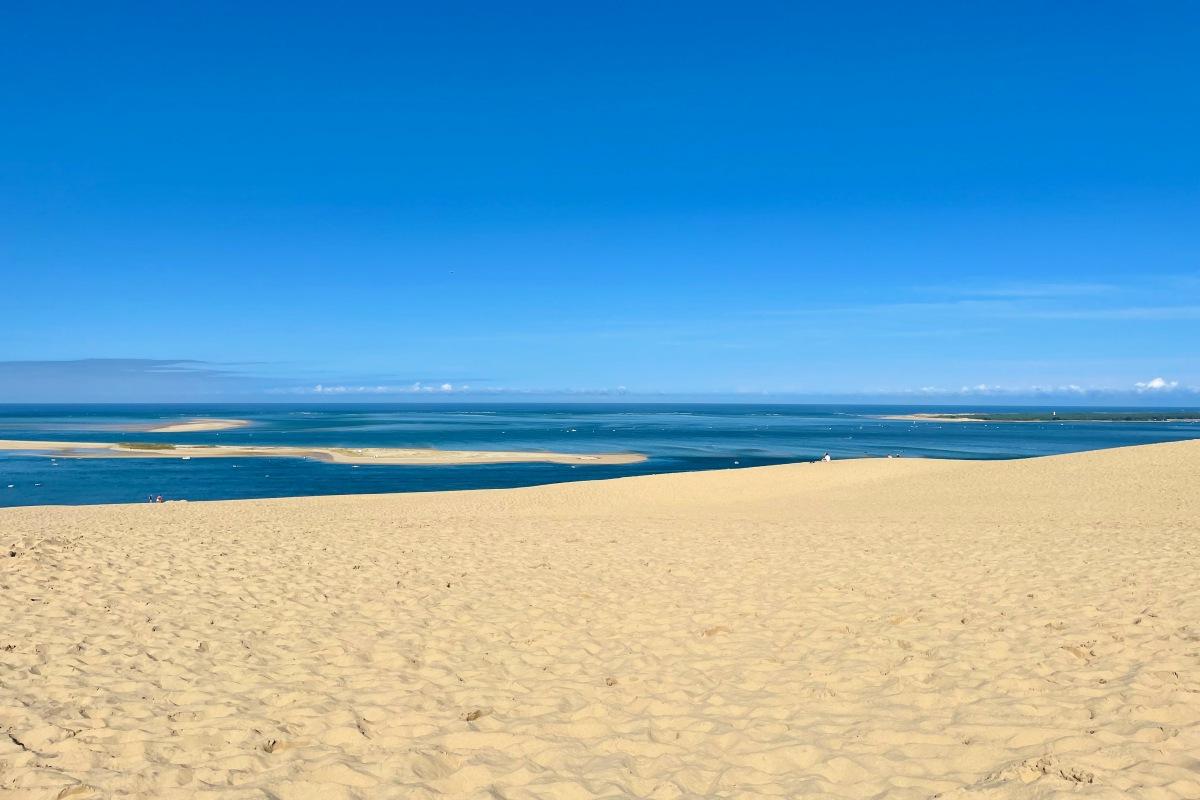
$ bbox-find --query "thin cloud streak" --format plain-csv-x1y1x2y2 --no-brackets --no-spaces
1020,306,1200,321
919,281,1118,298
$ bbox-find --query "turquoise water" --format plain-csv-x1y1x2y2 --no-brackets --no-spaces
1,403,1197,507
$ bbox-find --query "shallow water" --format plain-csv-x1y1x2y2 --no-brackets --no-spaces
2,403,1197,506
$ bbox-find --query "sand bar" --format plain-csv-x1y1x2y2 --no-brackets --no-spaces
0,438,646,466
882,413,992,422
882,412,1200,423
141,418,252,433
2,440,1199,798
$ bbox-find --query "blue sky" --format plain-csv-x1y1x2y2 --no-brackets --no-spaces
2,2,1198,403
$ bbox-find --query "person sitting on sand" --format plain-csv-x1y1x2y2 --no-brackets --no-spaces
821,452,832,462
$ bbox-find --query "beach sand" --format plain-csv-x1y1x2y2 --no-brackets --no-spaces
2,441,1199,798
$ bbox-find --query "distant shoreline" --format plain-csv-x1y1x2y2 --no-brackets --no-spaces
882,412,1200,423
0,439,646,466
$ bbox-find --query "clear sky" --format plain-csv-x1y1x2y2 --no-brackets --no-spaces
2,2,1198,403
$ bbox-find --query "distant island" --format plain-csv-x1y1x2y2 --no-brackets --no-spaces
884,411,1200,423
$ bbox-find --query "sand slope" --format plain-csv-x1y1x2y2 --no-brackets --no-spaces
2,441,1199,799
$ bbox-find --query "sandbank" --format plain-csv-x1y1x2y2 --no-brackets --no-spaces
142,418,252,433
0,439,646,466
882,413,993,422
882,412,1200,423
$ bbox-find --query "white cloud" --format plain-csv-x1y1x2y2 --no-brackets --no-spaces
1134,377,1179,392
298,382,464,395
878,380,1196,399
270,382,635,397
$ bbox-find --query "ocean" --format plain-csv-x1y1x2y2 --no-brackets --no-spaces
1,403,1197,507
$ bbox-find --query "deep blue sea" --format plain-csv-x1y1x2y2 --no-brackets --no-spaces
1,403,1198,507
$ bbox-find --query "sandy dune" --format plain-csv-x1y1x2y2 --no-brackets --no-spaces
2,441,1199,799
